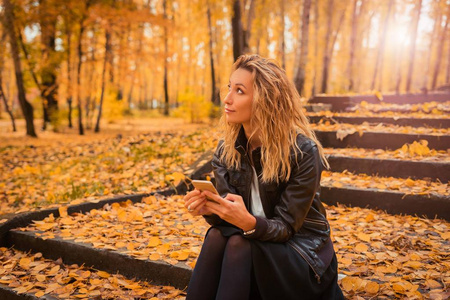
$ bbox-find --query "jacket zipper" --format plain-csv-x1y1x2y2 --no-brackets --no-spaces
288,240,321,284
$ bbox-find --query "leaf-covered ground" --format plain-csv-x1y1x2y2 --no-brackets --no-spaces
322,171,448,197
0,247,185,299
308,100,450,118
311,121,449,136
0,127,217,215
322,145,449,162
11,196,450,299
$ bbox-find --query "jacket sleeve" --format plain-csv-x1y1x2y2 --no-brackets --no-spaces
202,140,237,226
244,140,323,242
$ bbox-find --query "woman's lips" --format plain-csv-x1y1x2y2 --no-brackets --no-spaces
225,108,235,113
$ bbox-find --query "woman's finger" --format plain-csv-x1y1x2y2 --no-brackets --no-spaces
202,191,229,206
184,189,200,203
191,198,207,215
186,194,207,213
185,193,206,207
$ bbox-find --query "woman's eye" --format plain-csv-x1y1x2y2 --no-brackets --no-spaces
237,88,243,94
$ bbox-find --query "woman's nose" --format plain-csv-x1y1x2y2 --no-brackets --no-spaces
223,92,232,104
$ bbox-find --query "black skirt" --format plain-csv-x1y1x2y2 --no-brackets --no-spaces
211,224,344,300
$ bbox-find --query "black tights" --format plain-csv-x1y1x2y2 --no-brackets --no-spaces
186,228,252,300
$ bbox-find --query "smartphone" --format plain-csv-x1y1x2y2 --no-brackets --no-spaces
191,180,219,201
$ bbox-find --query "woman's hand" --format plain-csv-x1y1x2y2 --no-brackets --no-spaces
184,189,212,216
203,191,256,231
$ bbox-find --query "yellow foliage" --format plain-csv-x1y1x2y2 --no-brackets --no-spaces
103,89,126,123
171,91,214,123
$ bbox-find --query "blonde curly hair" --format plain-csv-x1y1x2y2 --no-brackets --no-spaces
219,54,329,183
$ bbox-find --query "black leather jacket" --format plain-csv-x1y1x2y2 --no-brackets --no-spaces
204,127,334,283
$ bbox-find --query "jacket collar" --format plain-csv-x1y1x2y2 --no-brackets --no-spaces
234,125,262,159
234,126,248,155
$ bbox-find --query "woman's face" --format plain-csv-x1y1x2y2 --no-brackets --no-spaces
223,68,254,127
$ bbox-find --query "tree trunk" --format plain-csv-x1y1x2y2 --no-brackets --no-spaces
348,0,358,91
311,0,319,96
66,23,73,128
232,0,244,61
0,26,16,131
431,6,449,90
405,0,423,92
243,0,256,54
279,0,286,70
128,24,144,110
163,0,169,116
294,0,311,96
0,84,16,132
75,1,92,135
95,26,111,133
207,0,219,105
321,0,333,94
321,0,345,94
3,0,37,137
422,7,442,90
447,29,450,84
371,0,393,91
85,29,97,130
39,0,59,131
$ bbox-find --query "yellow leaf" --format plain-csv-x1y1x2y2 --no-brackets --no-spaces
176,251,190,261
404,261,422,269
440,232,450,240
33,262,49,272
97,271,110,278
341,276,354,292
35,291,45,297
392,283,405,294
19,257,32,270
425,279,442,289
365,281,379,294
90,278,102,285
365,213,375,222
36,274,46,282
48,265,60,275
117,209,127,222
357,233,371,242
58,206,68,218
149,253,161,261
354,243,369,253
147,237,161,247
404,178,415,187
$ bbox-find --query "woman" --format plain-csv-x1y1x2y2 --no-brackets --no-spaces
184,54,344,300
